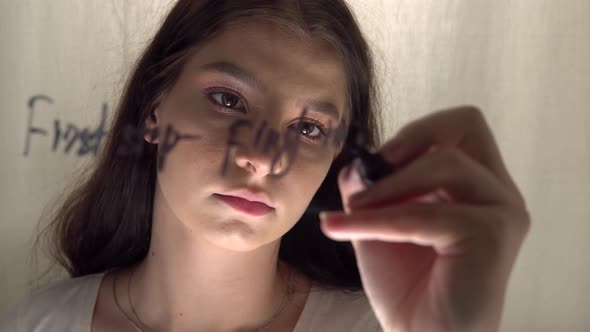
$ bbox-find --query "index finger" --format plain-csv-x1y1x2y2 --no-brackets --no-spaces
381,105,525,205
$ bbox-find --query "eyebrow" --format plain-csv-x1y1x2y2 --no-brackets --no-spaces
296,98,341,122
199,61,342,121
199,61,266,91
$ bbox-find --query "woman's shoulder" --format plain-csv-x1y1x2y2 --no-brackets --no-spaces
0,272,106,332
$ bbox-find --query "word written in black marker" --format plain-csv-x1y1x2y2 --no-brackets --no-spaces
23,94,109,157
22,95,348,180
220,108,347,178
117,108,348,178
116,124,202,171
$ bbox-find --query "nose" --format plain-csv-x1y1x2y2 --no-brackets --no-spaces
234,145,287,178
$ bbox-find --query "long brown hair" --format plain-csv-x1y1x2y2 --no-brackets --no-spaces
33,0,383,292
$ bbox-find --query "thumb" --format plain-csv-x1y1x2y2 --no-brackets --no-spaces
338,158,368,213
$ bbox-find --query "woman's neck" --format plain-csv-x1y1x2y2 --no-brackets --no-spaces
129,244,290,330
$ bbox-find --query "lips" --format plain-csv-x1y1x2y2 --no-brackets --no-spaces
213,188,275,217
213,194,274,216
217,188,274,207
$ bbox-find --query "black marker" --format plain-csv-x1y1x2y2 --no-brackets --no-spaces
345,125,397,186
305,125,397,215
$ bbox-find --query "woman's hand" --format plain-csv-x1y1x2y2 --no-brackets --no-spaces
319,106,531,332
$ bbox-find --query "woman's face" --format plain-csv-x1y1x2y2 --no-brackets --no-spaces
145,19,348,251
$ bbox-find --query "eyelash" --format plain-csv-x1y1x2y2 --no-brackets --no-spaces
203,87,330,142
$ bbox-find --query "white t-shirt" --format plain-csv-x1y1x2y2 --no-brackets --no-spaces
0,272,382,331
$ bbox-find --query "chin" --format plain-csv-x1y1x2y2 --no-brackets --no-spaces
201,218,276,251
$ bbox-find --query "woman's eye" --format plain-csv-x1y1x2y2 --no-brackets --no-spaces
291,121,328,143
207,91,246,112
301,123,321,138
206,89,327,143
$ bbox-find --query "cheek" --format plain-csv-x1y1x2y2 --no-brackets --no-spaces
154,119,230,199
152,136,231,228
292,144,335,175
157,95,237,169
285,156,333,201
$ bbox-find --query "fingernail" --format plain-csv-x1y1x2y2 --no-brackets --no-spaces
349,158,363,184
342,164,353,181
341,159,361,183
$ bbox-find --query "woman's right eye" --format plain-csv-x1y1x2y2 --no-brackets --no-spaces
207,90,247,113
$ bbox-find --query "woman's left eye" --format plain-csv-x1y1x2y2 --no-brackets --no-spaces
291,120,329,143
206,90,247,113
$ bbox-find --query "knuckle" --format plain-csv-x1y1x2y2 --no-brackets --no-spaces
459,105,484,118
426,147,468,187
475,209,510,246
394,124,413,141
490,208,511,235
518,206,533,234
453,105,487,126
485,205,531,240
432,146,465,168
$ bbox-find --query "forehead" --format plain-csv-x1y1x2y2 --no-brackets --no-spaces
184,19,349,119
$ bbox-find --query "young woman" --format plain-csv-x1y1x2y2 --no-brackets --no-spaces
0,0,530,331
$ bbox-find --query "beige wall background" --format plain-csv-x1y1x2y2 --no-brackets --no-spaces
1,1,588,331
